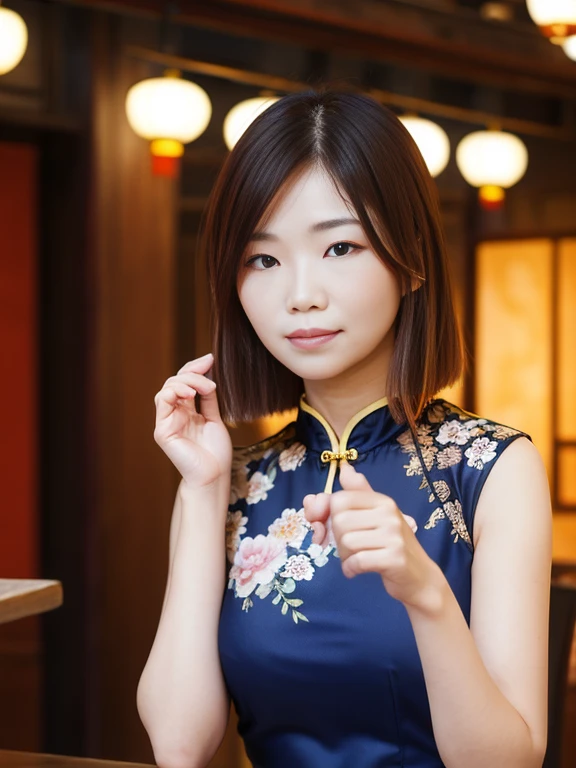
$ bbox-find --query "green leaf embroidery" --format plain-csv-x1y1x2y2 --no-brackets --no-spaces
281,601,289,615
272,592,282,605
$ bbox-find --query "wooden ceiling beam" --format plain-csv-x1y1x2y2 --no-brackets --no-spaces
62,0,576,98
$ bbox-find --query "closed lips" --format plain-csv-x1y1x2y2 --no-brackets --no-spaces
287,329,340,338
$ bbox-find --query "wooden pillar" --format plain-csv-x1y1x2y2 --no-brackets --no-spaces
87,11,179,761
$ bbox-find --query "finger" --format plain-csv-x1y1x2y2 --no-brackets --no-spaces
341,548,388,579
338,528,388,560
175,357,222,423
177,352,214,376
303,492,331,523
166,372,217,393
155,382,200,422
330,489,392,516
338,461,373,490
331,508,383,538
310,521,326,545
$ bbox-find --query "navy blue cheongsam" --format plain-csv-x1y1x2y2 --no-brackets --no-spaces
218,394,532,767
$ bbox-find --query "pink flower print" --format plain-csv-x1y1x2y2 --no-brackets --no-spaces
280,554,315,581
229,534,287,598
437,420,472,446
278,442,307,471
268,508,311,548
464,437,498,469
246,471,275,504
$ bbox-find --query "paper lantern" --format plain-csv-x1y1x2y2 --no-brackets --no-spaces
125,70,212,176
223,96,280,151
526,0,576,44
562,34,576,59
398,115,450,177
0,5,28,75
455,129,528,210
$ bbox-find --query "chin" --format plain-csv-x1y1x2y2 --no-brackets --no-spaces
282,357,355,381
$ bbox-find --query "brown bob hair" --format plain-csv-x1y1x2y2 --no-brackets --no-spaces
201,86,467,433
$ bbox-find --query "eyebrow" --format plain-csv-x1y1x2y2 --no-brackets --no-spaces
248,217,362,242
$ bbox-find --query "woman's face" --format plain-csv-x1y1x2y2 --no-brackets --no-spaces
236,164,402,384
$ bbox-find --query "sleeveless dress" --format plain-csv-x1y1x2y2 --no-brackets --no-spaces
218,394,532,767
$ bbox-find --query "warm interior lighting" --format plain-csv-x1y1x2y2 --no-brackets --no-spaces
398,115,450,177
0,5,28,75
223,96,280,150
526,0,576,43
475,239,554,476
125,69,212,176
455,129,528,209
562,34,576,60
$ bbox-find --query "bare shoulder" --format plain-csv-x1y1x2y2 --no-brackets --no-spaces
473,435,550,546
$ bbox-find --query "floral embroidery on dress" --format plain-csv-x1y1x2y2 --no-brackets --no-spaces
227,511,338,623
278,441,307,471
397,399,524,546
226,430,337,624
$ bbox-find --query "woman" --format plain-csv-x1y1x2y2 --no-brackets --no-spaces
137,89,552,768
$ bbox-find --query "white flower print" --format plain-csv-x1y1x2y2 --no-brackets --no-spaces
229,534,287,598
436,420,472,446
280,554,315,581
306,542,332,567
268,508,311,549
278,442,307,471
246,470,275,504
464,437,498,470
225,509,248,563
229,462,249,505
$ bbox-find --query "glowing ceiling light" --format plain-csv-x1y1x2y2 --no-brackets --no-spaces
526,0,576,44
562,34,576,59
223,96,280,151
398,115,450,177
0,5,28,75
456,129,528,210
125,69,212,176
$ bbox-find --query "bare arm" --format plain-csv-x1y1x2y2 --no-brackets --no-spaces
137,478,231,768
405,437,551,768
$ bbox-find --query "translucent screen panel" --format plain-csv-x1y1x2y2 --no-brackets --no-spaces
475,239,553,477
557,239,576,441
558,447,576,508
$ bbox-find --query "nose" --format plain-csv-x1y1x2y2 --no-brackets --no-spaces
286,260,329,313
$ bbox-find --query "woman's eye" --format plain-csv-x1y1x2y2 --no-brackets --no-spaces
326,241,360,257
245,255,278,270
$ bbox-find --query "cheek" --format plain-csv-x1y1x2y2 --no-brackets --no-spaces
340,264,401,325
237,278,276,337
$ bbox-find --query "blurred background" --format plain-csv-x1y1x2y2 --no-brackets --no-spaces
1,0,576,766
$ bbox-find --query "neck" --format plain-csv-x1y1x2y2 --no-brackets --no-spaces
302,341,393,441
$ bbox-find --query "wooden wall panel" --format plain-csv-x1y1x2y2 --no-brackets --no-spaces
88,12,179,762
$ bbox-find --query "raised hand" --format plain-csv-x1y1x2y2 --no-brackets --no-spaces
303,462,443,611
153,352,233,490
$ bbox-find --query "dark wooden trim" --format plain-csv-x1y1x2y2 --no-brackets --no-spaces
58,0,576,98
0,109,84,133
38,127,92,755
